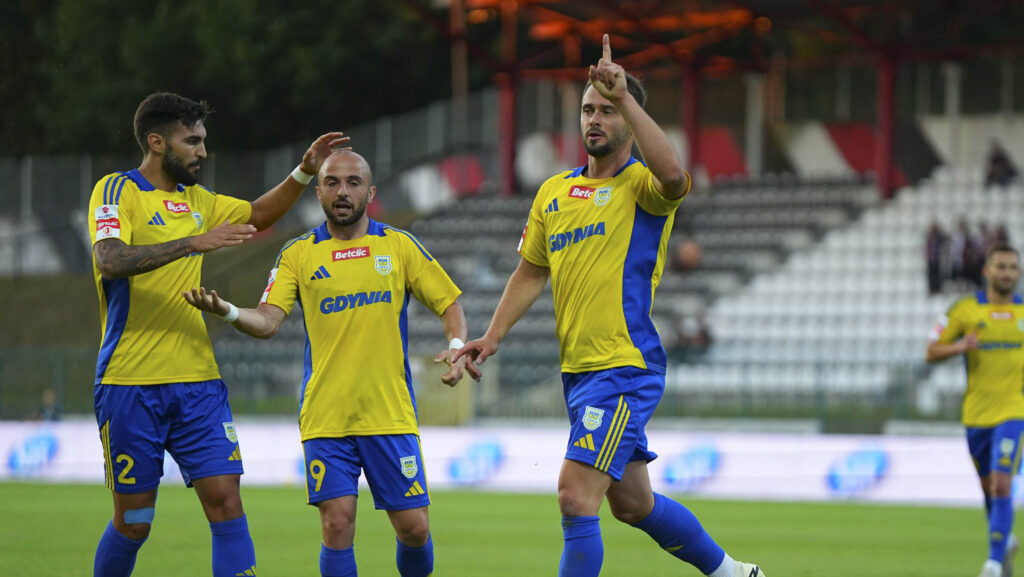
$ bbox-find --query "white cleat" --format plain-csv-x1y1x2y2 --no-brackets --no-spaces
1005,534,1020,577
735,561,764,577
981,559,1004,577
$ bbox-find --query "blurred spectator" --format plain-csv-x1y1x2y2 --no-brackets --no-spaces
670,238,703,273
966,222,987,287
925,221,948,295
32,387,61,421
668,312,713,361
950,218,971,287
985,139,1018,188
995,223,1011,246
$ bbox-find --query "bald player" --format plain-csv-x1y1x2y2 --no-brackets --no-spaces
184,150,470,577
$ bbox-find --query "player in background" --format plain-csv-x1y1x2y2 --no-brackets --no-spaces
89,91,347,577
927,244,1024,577
454,34,764,577
183,149,470,577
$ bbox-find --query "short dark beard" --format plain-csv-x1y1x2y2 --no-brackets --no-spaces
583,129,629,157
162,148,198,186
324,200,367,227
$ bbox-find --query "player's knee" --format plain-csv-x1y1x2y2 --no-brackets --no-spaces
991,474,1014,497
558,487,596,517
116,508,155,540
607,499,647,525
200,491,244,521
321,511,356,542
395,522,430,547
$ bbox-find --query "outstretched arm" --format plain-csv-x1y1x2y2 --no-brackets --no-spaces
248,132,351,230
454,258,550,380
589,34,688,200
433,300,471,387
182,287,287,339
94,221,256,279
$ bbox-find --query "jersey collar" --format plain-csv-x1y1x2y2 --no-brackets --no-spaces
565,156,642,179
976,290,1024,304
124,169,186,192
313,218,387,243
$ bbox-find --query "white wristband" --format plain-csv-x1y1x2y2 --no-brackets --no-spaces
220,302,239,323
290,165,314,185
449,337,465,350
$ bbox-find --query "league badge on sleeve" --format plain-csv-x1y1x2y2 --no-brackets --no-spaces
583,406,605,431
95,205,121,240
375,255,393,276
400,456,418,479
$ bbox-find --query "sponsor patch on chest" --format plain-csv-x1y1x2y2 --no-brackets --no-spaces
333,247,370,261
164,200,191,213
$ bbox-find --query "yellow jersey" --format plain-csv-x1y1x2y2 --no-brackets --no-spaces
88,170,252,385
261,220,461,440
518,158,688,374
932,290,1024,427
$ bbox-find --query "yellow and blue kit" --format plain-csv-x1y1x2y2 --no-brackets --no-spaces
88,169,252,491
520,157,688,480
932,290,1024,428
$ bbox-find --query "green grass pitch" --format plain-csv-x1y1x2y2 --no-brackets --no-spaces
0,482,992,576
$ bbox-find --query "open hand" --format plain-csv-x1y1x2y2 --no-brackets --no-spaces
183,286,229,316
434,349,469,387
301,132,352,176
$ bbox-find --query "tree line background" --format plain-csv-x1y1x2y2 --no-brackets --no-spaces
0,0,500,156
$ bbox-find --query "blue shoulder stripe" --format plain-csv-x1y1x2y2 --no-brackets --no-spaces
113,174,130,204
383,225,433,261
102,173,127,205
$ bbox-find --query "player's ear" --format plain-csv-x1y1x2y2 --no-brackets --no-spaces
368,185,377,204
146,132,165,156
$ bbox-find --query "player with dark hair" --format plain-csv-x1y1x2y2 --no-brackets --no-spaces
89,91,347,577
928,244,1024,577
183,149,470,577
455,35,764,577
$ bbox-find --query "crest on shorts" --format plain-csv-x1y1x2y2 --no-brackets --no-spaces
375,255,393,276
400,456,418,479
582,406,605,431
593,187,612,208
223,422,238,444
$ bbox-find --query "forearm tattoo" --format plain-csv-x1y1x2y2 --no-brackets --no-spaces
94,238,194,278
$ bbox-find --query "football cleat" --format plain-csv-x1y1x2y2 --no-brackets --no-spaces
735,561,764,577
980,559,1003,577
1005,534,1020,577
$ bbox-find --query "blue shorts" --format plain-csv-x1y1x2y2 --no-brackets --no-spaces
967,420,1024,477
302,435,430,511
562,366,662,481
94,380,244,493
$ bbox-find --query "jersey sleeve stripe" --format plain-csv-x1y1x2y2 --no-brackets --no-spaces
102,174,126,205
384,226,433,262
113,174,130,204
